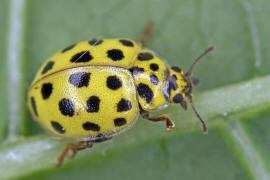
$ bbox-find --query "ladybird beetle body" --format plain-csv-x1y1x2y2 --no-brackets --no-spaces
28,38,190,138
28,26,214,166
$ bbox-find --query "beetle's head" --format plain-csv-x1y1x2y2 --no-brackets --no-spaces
168,46,214,134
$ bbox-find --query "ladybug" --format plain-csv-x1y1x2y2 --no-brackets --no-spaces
27,23,214,166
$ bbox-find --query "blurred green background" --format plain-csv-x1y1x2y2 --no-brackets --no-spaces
0,0,270,179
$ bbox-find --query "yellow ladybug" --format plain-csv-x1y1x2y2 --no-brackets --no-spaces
27,23,214,166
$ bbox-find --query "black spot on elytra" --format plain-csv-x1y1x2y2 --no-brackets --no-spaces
86,96,100,113
137,83,153,103
89,38,103,46
59,98,74,117
137,52,153,61
173,93,183,103
70,51,92,63
69,72,90,88
41,83,53,99
114,118,127,127
171,66,181,73
150,63,159,71
30,96,38,116
150,74,159,85
119,39,134,47
107,49,124,61
129,67,144,75
106,75,122,90
117,98,132,112
51,121,65,134
169,75,178,90
41,61,54,74
62,43,76,53
83,122,100,131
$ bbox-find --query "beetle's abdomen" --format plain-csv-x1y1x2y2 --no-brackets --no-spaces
28,66,139,139
130,49,170,111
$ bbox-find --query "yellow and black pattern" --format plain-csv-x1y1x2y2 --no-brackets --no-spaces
168,67,187,103
28,37,193,141
130,49,170,111
28,66,139,139
32,38,140,85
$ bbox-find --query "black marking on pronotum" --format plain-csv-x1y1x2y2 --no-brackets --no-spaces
150,74,159,85
169,75,178,90
137,52,153,61
150,63,159,71
137,83,154,103
129,67,144,75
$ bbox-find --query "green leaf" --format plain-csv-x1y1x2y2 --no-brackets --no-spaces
1,0,270,179
0,0,10,141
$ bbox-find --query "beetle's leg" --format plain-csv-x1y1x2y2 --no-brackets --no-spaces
56,137,112,167
56,140,94,167
67,141,95,159
140,107,175,130
180,100,188,110
140,21,154,48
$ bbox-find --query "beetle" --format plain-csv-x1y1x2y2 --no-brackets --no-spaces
28,23,214,166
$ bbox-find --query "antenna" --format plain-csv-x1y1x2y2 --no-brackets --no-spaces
187,95,207,134
184,46,214,134
185,46,214,77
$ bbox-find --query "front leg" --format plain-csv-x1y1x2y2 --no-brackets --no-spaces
140,107,175,130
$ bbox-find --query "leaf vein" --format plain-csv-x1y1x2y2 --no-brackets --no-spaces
226,119,270,180
240,0,262,76
7,0,25,138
